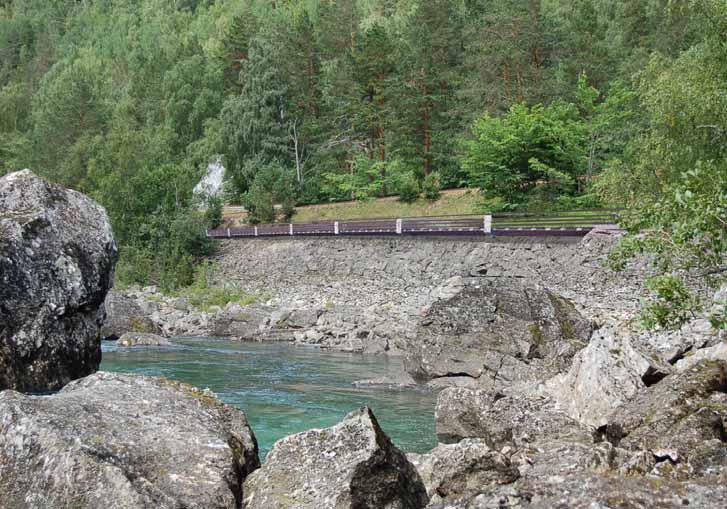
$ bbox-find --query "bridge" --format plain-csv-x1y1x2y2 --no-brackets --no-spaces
207,211,620,239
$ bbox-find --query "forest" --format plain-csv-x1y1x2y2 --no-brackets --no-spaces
1,0,725,326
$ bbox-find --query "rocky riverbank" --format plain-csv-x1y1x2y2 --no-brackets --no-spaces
3,169,727,508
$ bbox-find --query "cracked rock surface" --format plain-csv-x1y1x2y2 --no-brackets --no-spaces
0,170,117,392
0,371,260,509
243,407,429,509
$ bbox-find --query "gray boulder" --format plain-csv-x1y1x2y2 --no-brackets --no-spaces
407,439,518,505
435,387,588,448
675,341,727,371
117,332,171,347
404,279,592,387
243,407,429,509
212,306,270,340
0,170,117,392
101,290,160,340
545,328,670,427
600,360,727,478
0,371,260,509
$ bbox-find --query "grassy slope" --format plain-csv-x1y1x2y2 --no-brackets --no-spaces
222,189,482,225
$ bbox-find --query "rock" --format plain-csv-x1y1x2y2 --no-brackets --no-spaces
675,341,727,371
172,297,190,312
407,439,518,505
435,387,588,448
545,328,670,427
117,332,171,347
243,407,429,509
353,372,421,390
193,158,226,200
101,290,160,340
0,170,117,392
0,371,259,508
404,279,592,387
600,360,727,478
212,306,270,339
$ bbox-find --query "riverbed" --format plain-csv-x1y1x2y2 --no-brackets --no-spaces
100,338,437,458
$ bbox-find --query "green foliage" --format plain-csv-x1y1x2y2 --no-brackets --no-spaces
396,172,420,203
461,101,586,208
203,195,224,229
243,160,297,224
171,261,262,312
640,275,700,330
599,3,727,329
422,172,441,201
323,154,384,202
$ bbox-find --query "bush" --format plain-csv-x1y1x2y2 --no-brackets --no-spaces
397,172,420,203
641,275,700,330
203,195,224,229
461,102,586,208
244,161,298,223
172,261,262,311
422,172,441,201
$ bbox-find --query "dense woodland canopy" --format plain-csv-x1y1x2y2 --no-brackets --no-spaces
1,0,725,325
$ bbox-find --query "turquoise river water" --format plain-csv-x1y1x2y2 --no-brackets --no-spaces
100,338,438,458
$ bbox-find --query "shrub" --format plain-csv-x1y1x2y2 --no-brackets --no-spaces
397,172,420,203
422,172,441,201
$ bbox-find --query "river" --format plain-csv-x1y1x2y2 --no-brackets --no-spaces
100,338,437,458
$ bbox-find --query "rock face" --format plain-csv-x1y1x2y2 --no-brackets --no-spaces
243,407,429,509
0,371,260,509
116,332,171,347
101,290,160,340
422,361,727,508
0,170,117,392
404,279,592,387
600,360,727,478
435,387,587,447
407,439,519,506
545,328,670,427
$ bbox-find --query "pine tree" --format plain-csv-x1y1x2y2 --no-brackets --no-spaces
220,36,289,199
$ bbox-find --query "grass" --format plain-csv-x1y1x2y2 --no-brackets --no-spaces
176,286,261,312
222,188,618,228
291,189,481,223
168,261,264,312
223,189,482,226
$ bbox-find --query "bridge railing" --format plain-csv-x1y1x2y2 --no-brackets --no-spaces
207,211,619,239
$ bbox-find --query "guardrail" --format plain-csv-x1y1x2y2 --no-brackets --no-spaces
207,211,618,239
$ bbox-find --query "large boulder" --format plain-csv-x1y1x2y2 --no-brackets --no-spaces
407,439,518,506
435,387,588,448
404,279,592,387
101,290,160,340
600,360,727,478
545,328,670,427
0,371,260,509
243,407,429,509
0,170,117,392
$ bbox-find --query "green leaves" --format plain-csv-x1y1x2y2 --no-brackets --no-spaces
641,275,700,330
461,100,587,209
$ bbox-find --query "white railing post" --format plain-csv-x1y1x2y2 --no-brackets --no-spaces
289,223,294,236
227,228,231,238
396,218,402,235
254,226,258,237
483,215,492,234
334,221,339,235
